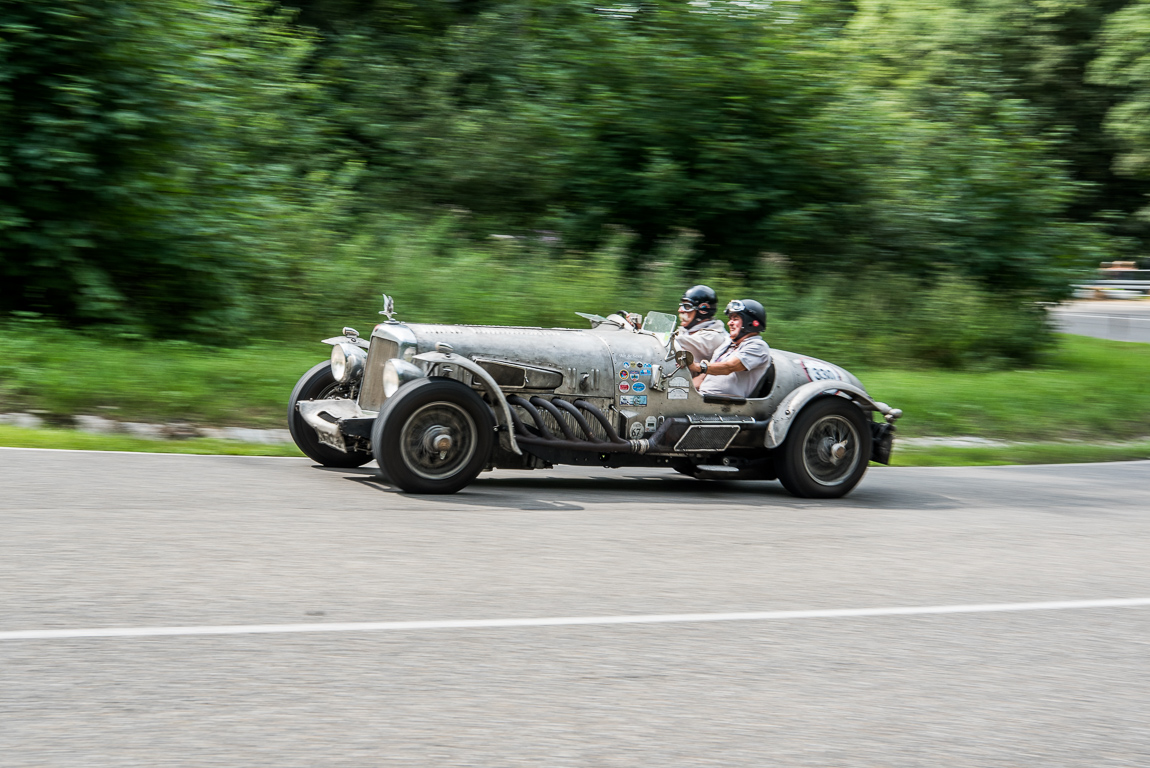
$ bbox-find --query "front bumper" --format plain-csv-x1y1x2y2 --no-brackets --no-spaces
297,399,375,453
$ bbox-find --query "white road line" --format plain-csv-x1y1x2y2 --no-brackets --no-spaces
4,598,1150,641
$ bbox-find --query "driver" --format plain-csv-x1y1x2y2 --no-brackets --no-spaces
690,299,771,398
673,285,726,364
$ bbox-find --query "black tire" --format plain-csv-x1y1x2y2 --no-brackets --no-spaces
372,378,494,494
288,361,373,468
774,397,871,499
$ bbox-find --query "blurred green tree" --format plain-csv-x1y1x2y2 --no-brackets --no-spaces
1091,0,1150,216
847,0,1149,251
0,0,326,336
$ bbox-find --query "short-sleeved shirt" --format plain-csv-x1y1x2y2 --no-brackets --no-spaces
673,319,727,366
698,336,772,399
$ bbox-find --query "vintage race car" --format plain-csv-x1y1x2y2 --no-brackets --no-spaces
288,297,901,497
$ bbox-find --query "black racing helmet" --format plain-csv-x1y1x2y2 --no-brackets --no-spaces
725,299,766,336
679,284,718,323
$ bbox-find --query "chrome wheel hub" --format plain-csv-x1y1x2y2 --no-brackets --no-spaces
400,403,476,481
422,426,454,458
802,415,861,487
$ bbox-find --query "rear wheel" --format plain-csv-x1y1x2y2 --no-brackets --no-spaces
288,361,373,467
372,378,494,494
775,397,871,498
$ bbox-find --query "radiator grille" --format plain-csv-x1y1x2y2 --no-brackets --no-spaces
673,424,741,452
357,338,398,412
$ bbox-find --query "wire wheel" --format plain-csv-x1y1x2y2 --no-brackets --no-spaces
372,377,495,494
398,402,478,481
801,414,861,487
774,397,871,499
287,360,372,468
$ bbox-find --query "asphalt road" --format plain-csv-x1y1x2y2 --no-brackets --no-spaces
3,449,1150,767
1050,300,1150,343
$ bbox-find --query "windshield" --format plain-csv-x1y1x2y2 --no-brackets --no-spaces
642,311,678,335
642,311,678,344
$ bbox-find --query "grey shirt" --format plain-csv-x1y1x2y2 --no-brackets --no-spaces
698,336,772,398
673,319,727,366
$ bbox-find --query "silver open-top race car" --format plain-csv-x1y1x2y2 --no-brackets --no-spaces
288,297,901,498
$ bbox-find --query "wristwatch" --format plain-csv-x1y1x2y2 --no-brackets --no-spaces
700,360,709,374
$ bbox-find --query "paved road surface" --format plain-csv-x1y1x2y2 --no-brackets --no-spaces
1051,300,1150,343
3,449,1150,766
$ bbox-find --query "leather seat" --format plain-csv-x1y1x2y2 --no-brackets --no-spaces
751,362,776,399
700,362,776,405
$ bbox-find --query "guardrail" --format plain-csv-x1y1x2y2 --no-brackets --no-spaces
1073,280,1150,297
1051,310,1150,343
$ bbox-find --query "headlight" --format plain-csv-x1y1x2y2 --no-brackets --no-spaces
330,343,366,384
383,358,426,398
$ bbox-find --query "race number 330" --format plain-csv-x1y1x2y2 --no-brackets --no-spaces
801,359,844,382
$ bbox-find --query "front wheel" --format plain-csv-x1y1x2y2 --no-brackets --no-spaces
775,397,871,499
372,378,495,494
288,361,373,468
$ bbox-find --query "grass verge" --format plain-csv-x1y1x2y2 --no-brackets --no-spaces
858,334,1150,441
0,425,304,457
2,425,1147,469
0,319,321,428
891,439,1150,467
3,315,1150,465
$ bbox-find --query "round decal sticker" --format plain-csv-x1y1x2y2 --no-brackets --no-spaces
619,381,631,393
632,382,646,393
619,369,630,379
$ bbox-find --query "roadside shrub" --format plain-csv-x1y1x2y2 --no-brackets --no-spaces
283,214,1054,370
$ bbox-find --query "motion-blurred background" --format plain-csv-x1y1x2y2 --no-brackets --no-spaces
2,0,1150,459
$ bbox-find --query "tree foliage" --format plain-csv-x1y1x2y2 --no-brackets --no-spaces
2,0,1147,356
0,0,325,335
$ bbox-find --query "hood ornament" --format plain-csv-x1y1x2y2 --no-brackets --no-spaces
379,293,397,322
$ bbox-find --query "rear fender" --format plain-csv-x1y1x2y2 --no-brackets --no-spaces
765,381,898,449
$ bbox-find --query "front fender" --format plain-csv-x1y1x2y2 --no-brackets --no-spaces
411,351,522,455
765,381,899,449
322,334,370,350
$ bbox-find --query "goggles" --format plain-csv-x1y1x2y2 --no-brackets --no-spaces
678,301,697,312
725,300,746,315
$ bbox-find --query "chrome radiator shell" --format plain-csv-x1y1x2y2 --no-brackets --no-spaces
357,337,398,412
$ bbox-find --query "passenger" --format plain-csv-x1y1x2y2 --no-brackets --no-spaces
673,285,726,364
690,299,771,398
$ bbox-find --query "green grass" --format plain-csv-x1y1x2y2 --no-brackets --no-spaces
891,439,1150,467
858,334,1150,441
2,424,1144,467
0,425,304,456
0,320,323,428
